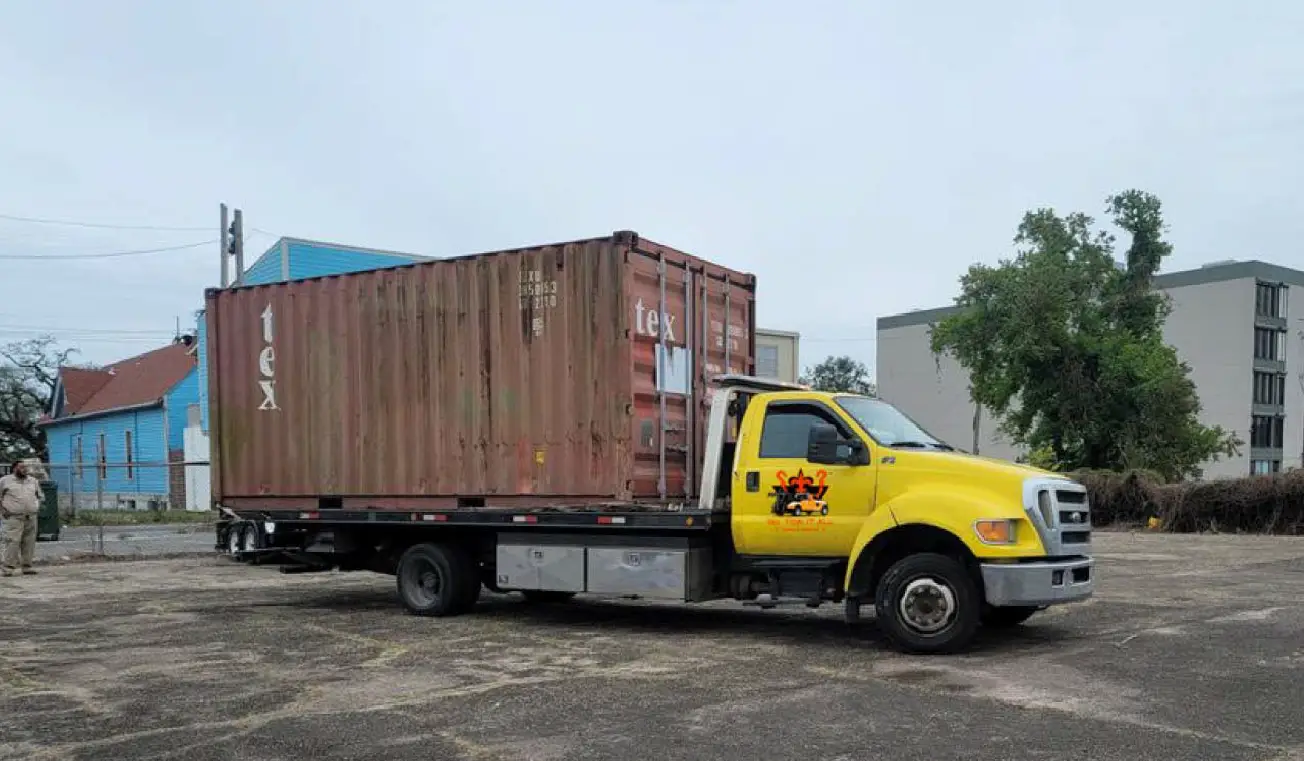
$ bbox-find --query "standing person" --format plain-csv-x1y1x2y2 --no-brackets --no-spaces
0,460,43,576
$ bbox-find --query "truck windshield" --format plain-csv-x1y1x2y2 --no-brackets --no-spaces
834,396,951,449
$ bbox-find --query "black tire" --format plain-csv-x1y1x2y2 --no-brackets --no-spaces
224,522,244,557
981,604,1040,629
239,523,261,554
874,552,981,655
521,590,577,604
396,543,472,617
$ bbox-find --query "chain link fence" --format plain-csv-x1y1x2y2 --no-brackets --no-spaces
2,450,210,518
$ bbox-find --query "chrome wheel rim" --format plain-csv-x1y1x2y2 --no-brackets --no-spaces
405,558,443,608
899,577,957,634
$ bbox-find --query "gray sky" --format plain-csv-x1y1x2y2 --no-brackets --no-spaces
1,1,1300,373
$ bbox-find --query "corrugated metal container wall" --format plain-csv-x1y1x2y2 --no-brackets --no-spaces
206,232,755,510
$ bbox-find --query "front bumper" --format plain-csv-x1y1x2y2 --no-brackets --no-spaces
980,556,1093,607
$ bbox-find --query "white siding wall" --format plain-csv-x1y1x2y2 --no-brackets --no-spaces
876,322,1023,461
1285,286,1304,471
1159,279,1254,478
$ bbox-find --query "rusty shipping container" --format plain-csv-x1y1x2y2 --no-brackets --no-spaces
206,231,756,512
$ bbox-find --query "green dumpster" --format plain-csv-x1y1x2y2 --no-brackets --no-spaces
37,479,59,542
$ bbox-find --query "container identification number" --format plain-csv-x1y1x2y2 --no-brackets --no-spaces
519,269,558,310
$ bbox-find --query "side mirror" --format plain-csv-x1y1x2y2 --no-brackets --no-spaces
806,423,841,464
808,423,870,466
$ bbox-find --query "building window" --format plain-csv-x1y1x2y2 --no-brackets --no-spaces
1250,459,1282,475
98,433,107,479
124,430,133,480
1255,282,1287,318
74,436,83,478
1250,415,1284,449
1254,327,1286,361
756,344,780,379
1253,371,1287,405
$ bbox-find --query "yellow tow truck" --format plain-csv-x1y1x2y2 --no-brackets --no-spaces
221,375,1094,654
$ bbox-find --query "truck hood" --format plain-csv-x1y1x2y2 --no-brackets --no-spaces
876,446,1072,510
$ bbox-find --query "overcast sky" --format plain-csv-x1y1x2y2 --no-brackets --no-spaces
1,1,1300,373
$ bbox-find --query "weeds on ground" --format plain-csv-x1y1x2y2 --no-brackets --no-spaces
64,510,215,527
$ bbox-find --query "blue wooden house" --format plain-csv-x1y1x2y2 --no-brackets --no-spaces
39,336,200,511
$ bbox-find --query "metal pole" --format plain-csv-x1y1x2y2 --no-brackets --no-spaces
232,208,244,278
96,440,104,511
684,268,694,500
656,255,668,501
219,203,230,287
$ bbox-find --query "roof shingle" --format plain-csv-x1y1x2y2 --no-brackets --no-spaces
54,341,196,420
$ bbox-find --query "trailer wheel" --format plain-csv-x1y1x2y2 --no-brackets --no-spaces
396,543,471,617
981,604,1040,629
224,523,244,556
874,552,980,655
520,590,577,604
239,523,261,554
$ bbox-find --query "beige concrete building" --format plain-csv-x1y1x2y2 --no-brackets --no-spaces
877,260,1304,479
756,328,800,384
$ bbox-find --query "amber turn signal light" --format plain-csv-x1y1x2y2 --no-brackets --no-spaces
973,519,1017,545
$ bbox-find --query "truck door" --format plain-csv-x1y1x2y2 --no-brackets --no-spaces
731,398,877,557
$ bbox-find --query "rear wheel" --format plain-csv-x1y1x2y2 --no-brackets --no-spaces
874,552,980,655
397,543,474,617
981,604,1040,628
521,590,577,604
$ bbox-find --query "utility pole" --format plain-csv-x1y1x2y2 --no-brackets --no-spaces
230,208,244,279
219,203,230,287
219,203,244,287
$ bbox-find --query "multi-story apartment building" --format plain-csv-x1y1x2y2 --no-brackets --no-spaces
876,259,1304,479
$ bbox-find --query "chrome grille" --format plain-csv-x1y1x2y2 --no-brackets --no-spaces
1023,478,1092,556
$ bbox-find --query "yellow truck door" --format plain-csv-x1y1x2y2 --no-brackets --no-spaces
731,397,878,557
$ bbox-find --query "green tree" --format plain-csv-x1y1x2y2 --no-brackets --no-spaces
800,355,875,395
0,336,75,462
928,190,1239,481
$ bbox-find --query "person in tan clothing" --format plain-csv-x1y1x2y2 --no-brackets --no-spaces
0,460,43,576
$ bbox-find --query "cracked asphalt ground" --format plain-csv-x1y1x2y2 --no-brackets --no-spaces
1,532,1301,761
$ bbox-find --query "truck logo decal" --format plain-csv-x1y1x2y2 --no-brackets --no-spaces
771,469,829,516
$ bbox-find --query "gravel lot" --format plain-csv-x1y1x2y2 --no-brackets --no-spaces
1,532,1301,761
34,523,214,562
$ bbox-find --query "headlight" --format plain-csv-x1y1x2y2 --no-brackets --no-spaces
973,519,1017,545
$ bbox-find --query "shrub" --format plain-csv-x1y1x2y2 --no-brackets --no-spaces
1072,469,1304,535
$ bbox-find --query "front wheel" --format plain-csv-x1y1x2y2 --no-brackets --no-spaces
874,552,981,655
981,604,1040,628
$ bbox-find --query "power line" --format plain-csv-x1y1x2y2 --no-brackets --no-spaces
0,212,212,232
0,324,175,336
0,334,172,344
0,239,216,260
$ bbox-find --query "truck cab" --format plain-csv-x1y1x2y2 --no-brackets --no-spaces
701,375,1094,653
